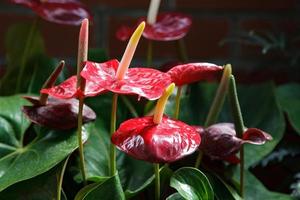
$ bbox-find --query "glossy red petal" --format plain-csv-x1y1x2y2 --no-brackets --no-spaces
242,128,273,145
141,12,192,41
167,63,223,86
116,25,134,41
223,155,240,164
10,0,92,25
81,60,172,100
40,76,106,99
111,116,201,163
22,97,96,130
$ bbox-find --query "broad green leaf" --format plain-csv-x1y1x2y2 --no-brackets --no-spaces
166,193,185,200
170,167,214,200
75,174,125,200
0,158,69,200
276,83,300,134
166,82,285,168
0,95,92,191
207,173,242,200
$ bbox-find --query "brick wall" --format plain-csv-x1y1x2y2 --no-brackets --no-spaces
0,0,299,81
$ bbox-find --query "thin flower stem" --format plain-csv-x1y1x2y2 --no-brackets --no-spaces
77,97,87,185
147,40,153,66
121,96,138,118
195,64,232,168
57,156,70,200
154,163,160,200
15,18,38,93
177,39,188,62
228,75,245,198
110,94,119,176
174,86,182,119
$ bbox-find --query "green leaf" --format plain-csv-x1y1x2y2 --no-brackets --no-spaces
170,167,214,200
276,83,300,134
88,48,108,63
166,193,185,200
0,95,92,191
0,158,69,200
167,82,285,168
75,174,125,200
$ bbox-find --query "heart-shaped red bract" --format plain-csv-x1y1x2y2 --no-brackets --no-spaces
81,59,172,100
167,63,223,86
116,25,134,41
22,96,96,130
141,12,192,41
40,75,106,99
112,116,201,163
197,123,272,163
10,0,92,25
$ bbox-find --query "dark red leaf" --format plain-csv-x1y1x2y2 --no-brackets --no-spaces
116,25,134,41
242,128,273,145
140,12,192,41
10,0,92,25
40,75,107,99
22,96,96,130
81,60,172,100
111,116,201,163
167,63,223,86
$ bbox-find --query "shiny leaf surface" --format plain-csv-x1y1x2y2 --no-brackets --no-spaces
10,0,92,26
112,116,201,163
170,167,214,200
81,60,172,100
167,63,223,86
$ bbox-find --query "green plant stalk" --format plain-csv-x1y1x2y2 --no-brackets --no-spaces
110,94,119,176
15,19,38,93
77,97,87,185
57,156,70,200
195,64,232,168
174,86,182,119
177,39,188,62
154,163,160,200
147,40,153,66
228,75,245,198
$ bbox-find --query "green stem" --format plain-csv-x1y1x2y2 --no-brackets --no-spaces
121,96,138,118
177,39,188,62
110,94,119,176
195,64,232,168
77,97,87,185
228,75,245,198
174,86,182,119
147,40,153,66
57,156,70,200
15,19,38,93
154,163,160,200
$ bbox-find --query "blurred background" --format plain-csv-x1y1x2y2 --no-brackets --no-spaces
0,0,299,83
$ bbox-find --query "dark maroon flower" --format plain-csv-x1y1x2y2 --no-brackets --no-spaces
141,12,192,41
40,75,106,99
167,63,223,86
22,96,96,130
81,59,172,100
112,115,201,163
10,0,92,25
116,25,134,41
196,123,272,163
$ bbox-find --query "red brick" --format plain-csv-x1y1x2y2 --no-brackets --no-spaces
176,0,297,11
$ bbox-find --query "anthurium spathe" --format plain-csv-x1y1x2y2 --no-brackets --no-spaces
167,63,223,86
9,0,92,25
196,123,272,163
111,84,201,163
81,22,172,100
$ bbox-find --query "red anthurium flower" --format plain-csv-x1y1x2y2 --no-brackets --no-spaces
112,115,200,163
10,0,92,25
40,75,106,99
167,63,223,86
141,12,192,41
22,96,96,130
116,25,134,41
196,123,272,164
